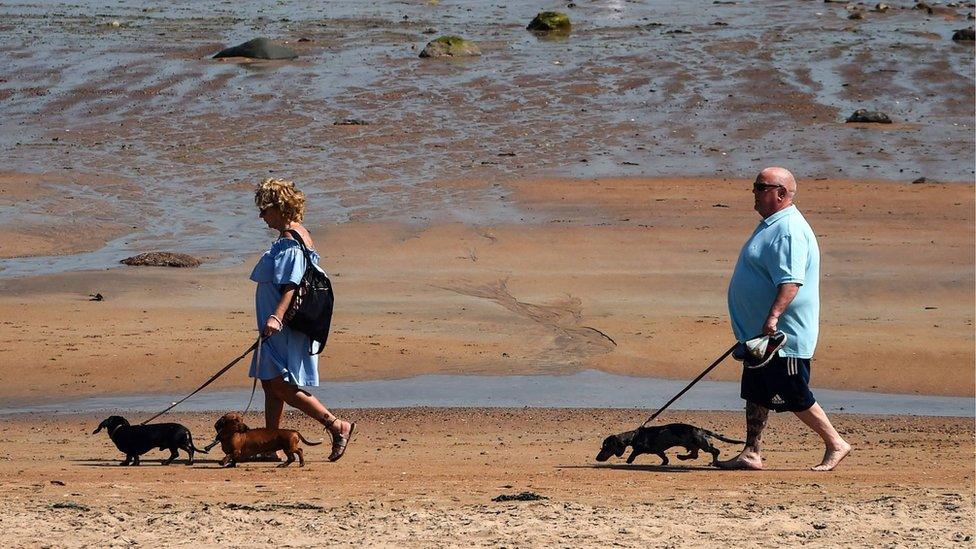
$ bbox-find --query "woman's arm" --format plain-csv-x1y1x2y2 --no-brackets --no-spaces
262,283,298,336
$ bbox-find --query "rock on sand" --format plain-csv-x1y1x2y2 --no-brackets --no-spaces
120,252,202,267
527,12,572,33
846,109,892,123
213,38,298,60
951,28,975,42
419,36,481,58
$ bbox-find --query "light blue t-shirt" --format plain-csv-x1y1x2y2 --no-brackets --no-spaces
727,205,820,358
248,237,321,386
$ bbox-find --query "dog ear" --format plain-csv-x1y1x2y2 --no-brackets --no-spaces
235,422,249,433
612,436,626,457
214,418,224,432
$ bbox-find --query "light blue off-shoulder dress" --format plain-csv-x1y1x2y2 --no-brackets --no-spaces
249,237,321,386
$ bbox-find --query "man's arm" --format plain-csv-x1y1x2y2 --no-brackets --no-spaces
764,283,800,334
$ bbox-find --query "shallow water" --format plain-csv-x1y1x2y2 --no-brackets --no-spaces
1,1,973,277
2,370,971,417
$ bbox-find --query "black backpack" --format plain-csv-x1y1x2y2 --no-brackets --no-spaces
281,229,334,355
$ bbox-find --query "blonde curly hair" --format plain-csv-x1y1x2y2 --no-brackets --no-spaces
254,178,306,223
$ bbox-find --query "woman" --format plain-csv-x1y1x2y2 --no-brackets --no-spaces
249,177,354,462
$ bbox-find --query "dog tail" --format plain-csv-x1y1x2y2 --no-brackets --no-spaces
296,432,324,446
187,433,210,454
704,430,744,444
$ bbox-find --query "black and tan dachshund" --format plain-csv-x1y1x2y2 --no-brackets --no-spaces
93,415,208,466
596,423,743,466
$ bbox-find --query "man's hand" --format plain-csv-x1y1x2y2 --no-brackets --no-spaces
762,315,779,335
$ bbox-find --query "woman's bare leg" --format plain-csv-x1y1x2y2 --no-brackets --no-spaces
261,379,286,429
263,376,352,438
259,379,287,459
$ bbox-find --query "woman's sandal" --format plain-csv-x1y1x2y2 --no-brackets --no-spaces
325,417,356,462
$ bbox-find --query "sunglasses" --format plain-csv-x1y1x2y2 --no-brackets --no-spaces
752,183,785,192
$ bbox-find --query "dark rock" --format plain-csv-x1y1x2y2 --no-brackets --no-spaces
873,2,890,11
952,28,975,41
913,2,934,15
419,36,481,58
912,177,928,184
849,11,865,19
89,293,104,302
492,491,548,502
213,38,298,60
120,252,202,268
712,203,730,208
334,118,369,126
527,11,571,32
51,502,89,511
297,37,312,43
846,109,892,123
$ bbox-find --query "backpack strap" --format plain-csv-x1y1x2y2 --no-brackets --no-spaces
285,229,311,256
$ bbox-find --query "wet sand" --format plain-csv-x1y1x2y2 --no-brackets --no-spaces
1,409,972,547
0,177,971,405
1,1,973,269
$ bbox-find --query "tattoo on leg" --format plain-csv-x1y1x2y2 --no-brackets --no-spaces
745,401,769,452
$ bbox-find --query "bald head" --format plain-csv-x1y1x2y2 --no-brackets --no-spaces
752,166,797,218
757,167,797,194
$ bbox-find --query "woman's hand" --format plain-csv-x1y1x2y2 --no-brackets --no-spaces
262,314,284,337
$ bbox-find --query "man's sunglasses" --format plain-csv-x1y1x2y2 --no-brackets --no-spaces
752,183,785,192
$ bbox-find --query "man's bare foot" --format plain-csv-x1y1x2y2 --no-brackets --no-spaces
715,450,763,470
811,442,851,471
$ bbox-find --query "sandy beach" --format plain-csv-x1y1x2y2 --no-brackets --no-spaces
1,409,973,547
0,0,973,547
0,175,972,547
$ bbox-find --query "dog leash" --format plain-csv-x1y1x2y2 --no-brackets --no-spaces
241,336,263,416
639,342,738,428
140,335,264,425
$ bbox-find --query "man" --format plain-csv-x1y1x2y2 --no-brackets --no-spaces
718,167,850,471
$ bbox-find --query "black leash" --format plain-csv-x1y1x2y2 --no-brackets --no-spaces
140,336,263,425
639,342,738,428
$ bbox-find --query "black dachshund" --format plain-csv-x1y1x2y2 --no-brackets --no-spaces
93,415,208,466
596,423,743,466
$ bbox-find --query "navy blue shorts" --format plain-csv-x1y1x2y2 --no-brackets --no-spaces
741,355,816,413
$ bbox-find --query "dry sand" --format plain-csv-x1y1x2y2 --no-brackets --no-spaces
0,409,972,548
